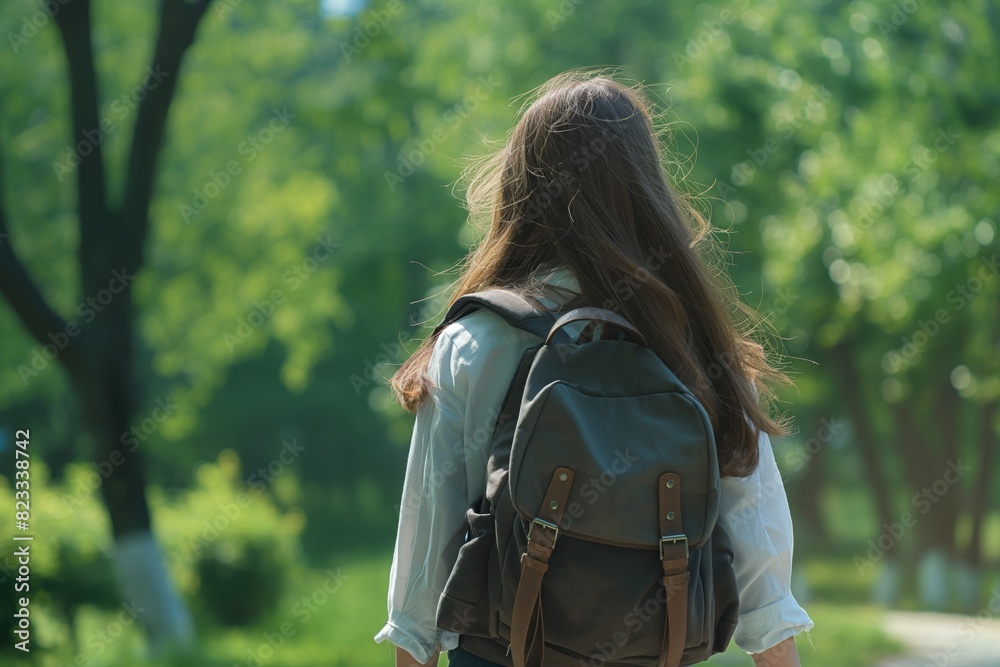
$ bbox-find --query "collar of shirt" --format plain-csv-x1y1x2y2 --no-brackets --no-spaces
533,265,582,310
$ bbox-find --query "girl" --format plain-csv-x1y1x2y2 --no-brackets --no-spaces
375,70,813,667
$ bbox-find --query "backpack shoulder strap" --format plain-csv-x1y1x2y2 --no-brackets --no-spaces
433,289,569,342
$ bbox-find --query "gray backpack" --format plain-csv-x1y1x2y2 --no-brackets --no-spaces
433,290,739,667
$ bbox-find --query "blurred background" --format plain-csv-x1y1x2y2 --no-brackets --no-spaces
0,0,997,665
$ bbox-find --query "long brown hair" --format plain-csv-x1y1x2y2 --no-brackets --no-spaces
391,70,790,478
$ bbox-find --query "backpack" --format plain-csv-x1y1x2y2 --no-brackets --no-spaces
433,289,740,667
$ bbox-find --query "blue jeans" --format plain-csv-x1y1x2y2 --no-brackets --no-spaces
447,646,503,667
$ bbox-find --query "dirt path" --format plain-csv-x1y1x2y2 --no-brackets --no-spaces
876,611,1000,667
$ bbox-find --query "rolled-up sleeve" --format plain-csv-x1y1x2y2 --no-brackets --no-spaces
718,429,814,654
373,330,470,663
374,316,532,663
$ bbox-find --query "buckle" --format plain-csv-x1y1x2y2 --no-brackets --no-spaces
659,534,688,560
528,517,559,548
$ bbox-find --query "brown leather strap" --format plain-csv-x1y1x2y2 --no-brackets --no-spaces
510,467,575,667
657,472,689,667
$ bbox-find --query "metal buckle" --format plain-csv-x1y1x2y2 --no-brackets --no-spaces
659,534,688,560
528,517,559,548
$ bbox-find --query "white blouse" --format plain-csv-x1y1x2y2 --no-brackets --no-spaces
374,267,813,662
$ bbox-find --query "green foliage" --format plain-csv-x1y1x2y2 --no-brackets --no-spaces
0,461,113,654
0,463,119,604
195,540,289,627
153,450,305,627
0,450,303,649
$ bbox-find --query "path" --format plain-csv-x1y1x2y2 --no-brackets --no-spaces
876,610,1000,667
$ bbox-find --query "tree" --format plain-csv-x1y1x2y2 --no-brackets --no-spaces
666,0,999,607
0,0,215,651
1,0,353,578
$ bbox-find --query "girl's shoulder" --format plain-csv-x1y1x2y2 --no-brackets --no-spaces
435,308,540,365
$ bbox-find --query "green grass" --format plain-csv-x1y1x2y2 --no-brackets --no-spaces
801,554,882,605
705,604,903,666
12,552,904,667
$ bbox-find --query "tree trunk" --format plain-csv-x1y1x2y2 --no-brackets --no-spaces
67,288,195,651
967,401,998,568
829,343,902,603
935,382,963,562
788,415,830,548
829,344,896,530
0,0,215,652
111,532,195,651
892,401,952,608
